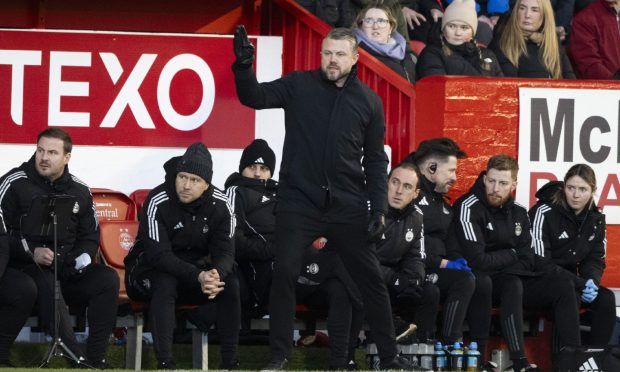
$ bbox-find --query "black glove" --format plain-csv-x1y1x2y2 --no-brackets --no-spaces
389,272,424,300
614,68,620,80
233,24,255,68
367,211,385,242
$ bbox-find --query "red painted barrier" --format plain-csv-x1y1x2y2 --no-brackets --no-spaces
263,0,416,163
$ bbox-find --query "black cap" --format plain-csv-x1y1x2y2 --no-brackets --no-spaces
239,139,276,175
177,142,213,183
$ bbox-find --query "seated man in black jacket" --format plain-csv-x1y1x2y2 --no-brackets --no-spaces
124,142,239,370
225,139,278,323
407,138,476,350
0,128,119,368
451,155,581,372
377,161,439,342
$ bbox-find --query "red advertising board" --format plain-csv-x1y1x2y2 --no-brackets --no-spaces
0,29,255,148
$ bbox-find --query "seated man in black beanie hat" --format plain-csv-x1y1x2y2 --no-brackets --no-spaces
124,142,240,370
225,139,278,322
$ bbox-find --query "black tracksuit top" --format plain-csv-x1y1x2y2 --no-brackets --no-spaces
0,156,99,276
125,156,235,285
529,180,606,289
233,65,388,223
451,172,535,276
375,202,426,282
224,172,277,261
414,176,456,269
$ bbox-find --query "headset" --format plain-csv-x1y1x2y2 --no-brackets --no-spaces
429,162,437,174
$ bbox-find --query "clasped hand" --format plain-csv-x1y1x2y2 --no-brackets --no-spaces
581,279,598,303
198,269,225,300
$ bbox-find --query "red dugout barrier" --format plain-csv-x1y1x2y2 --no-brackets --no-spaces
263,0,416,164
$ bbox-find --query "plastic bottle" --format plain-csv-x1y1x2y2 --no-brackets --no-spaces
366,343,380,370
420,342,433,370
450,341,463,371
434,341,446,371
466,341,481,371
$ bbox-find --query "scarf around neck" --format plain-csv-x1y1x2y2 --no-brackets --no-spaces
354,28,406,61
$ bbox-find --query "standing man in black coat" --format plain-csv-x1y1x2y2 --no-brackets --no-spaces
406,138,476,349
233,26,411,370
124,142,240,370
0,128,119,368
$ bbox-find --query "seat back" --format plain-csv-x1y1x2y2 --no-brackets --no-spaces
91,188,137,221
99,220,139,302
129,189,151,218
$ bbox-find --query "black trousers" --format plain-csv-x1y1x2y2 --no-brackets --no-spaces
582,286,616,344
431,268,475,344
269,212,397,363
468,272,581,362
391,282,440,342
139,270,240,365
0,268,38,363
24,263,119,362
297,278,356,367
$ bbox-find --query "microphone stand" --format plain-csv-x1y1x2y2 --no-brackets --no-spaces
38,203,91,368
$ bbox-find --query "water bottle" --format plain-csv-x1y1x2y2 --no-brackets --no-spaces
450,342,463,371
419,342,433,370
434,341,447,371
366,343,380,370
466,341,481,371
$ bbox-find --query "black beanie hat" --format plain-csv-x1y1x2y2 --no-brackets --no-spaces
177,142,213,183
239,139,276,175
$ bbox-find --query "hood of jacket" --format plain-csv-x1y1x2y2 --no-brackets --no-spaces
224,172,278,192
22,154,73,193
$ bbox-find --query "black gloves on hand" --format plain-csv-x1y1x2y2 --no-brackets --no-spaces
368,211,385,242
390,272,424,301
233,24,255,68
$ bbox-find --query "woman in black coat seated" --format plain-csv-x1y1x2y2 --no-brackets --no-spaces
489,0,575,79
354,4,417,83
416,0,504,80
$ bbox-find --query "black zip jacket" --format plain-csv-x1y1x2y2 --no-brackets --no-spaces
0,156,99,277
416,41,504,80
414,176,456,269
233,65,388,223
490,39,576,79
224,172,277,261
529,181,606,289
359,42,417,83
375,202,426,282
451,172,536,276
124,156,235,286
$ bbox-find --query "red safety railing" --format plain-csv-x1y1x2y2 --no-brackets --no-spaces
262,0,416,163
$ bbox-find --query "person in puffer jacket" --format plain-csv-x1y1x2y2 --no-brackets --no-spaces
375,162,440,343
225,139,278,322
529,163,616,345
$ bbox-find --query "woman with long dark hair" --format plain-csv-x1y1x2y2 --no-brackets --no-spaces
530,164,616,344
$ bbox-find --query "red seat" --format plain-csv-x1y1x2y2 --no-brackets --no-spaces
129,189,151,217
410,40,426,55
91,188,137,221
98,220,139,303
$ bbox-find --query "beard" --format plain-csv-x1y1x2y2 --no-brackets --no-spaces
487,193,509,207
321,64,350,83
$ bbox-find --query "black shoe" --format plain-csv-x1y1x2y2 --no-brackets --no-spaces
480,360,499,372
260,358,288,371
519,364,540,372
381,355,417,371
329,360,358,371
157,360,176,370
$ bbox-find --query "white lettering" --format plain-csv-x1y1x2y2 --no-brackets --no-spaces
0,50,42,125
157,54,214,131
100,53,157,129
48,51,91,127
